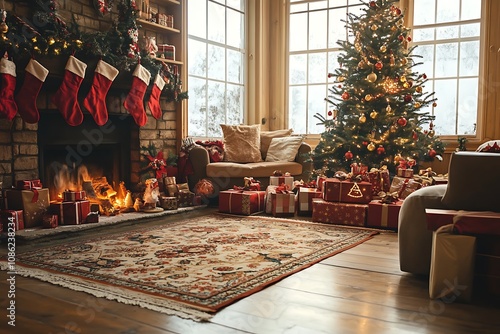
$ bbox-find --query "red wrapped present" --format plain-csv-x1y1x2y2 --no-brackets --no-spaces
322,178,372,204
1,210,24,231
297,187,322,215
265,185,279,214
388,176,422,199
367,167,391,195
311,198,367,227
178,190,195,207
269,175,294,188
271,192,296,217
396,169,414,178
63,190,86,202
5,188,50,228
425,209,500,236
85,211,99,224
16,179,42,190
219,189,266,215
367,200,403,229
160,196,178,210
350,163,368,176
42,213,58,229
50,200,90,225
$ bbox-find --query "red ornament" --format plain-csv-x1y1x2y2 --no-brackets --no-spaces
404,94,412,103
395,7,401,15
328,73,334,78
397,117,407,127
327,110,333,116
377,145,385,155
398,35,404,42
394,75,399,82
375,61,383,71
362,141,368,146
422,73,427,79
407,36,412,42
369,1,377,8
341,91,350,100
344,151,354,160
412,131,418,140
428,149,437,158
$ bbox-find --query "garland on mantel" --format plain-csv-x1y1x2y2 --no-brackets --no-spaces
0,0,187,102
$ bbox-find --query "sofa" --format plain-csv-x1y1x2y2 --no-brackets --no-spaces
398,150,500,275
186,128,313,199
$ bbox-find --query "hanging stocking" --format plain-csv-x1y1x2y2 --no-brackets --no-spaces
51,55,87,126
82,60,119,126
147,73,165,120
15,59,49,124
124,63,151,126
0,57,18,121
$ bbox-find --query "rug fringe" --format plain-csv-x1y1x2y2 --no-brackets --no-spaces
0,262,213,322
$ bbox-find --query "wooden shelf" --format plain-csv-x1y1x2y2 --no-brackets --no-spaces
137,19,180,34
154,57,183,66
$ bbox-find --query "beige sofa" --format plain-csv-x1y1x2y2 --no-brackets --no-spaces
398,151,500,275
187,142,312,199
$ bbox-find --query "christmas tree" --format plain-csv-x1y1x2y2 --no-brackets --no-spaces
312,0,445,177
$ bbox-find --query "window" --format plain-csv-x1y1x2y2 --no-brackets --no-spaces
409,0,482,136
288,0,364,135
187,0,246,137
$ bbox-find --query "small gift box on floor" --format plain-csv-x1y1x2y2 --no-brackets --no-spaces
429,224,476,302
312,198,367,227
322,178,372,204
367,167,391,196
271,191,296,217
42,213,58,229
366,199,403,230
219,189,266,215
63,190,86,202
0,210,24,231
5,188,50,228
269,172,294,189
297,187,322,215
265,185,279,214
50,200,91,225
178,190,195,207
389,176,422,200
316,176,326,191
160,196,178,210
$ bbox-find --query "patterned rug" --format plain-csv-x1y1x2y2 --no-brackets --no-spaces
2,214,378,321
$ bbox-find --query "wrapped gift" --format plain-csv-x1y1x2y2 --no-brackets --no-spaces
269,175,294,188
50,200,91,225
1,210,24,231
178,190,195,207
297,187,322,215
350,163,368,176
367,167,391,195
265,185,279,214
156,12,168,26
389,176,422,199
312,198,367,226
426,209,500,235
85,212,99,224
158,44,175,60
63,190,86,202
5,188,50,228
316,176,326,191
219,189,266,215
166,14,174,28
397,169,414,178
429,224,476,302
160,196,178,210
433,174,448,185
16,179,42,190
42,213,58,229
166,182,189,197
271,192,296,217
322,178,372,204
367,200,403,229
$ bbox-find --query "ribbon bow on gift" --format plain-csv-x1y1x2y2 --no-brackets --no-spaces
378,191,399,204
275,184,291,194
334,171,349,180
419,167,436,177
398,158,416,170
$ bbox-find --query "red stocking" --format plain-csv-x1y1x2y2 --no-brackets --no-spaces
82,60,119,126
51,55,87,126
147,74,165,119
124,64,151,126
0,57,18,121
15,59,49,124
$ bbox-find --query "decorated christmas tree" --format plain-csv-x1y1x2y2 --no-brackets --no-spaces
312,0,445,177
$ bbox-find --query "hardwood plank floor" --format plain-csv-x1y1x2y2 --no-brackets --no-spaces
1,208,499,333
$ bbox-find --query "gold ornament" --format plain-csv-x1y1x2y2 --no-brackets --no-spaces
358,60,366,69
390,125,397,133
367,143,376,151
338,76,345,82
32,37,37,43
355,43,362,51
0,22,8,34
370,111,378,119
416,86,423,93
400,76,407,82
403,82,410,89
359,115,367,123
428,130,435,137
414,102,421,108
433,102,438,107
386,104,392,113
367,72,377,83
380,45,387,53
371,24,378,31
401,58,408,65
76,39,83,47
365,94,373,101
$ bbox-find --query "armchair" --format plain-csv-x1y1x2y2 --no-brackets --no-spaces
398,151,500,275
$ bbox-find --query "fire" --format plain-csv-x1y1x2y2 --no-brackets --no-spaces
51,164,134,215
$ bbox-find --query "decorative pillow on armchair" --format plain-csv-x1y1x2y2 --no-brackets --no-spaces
265,136,304,162
260,129,293,160
220,124,263,163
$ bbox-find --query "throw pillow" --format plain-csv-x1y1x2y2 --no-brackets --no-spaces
260,129,293,160
195,139,225,162
220,124,263,163
265,136,304,162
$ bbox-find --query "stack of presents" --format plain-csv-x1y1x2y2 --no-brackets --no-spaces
218,159,446,230
159,176,201,210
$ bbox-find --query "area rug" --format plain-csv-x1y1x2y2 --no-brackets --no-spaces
2,214,378,321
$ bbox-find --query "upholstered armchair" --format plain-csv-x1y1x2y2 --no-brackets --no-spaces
398,150,500,275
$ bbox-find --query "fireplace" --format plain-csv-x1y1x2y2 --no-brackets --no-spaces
37,112,137,200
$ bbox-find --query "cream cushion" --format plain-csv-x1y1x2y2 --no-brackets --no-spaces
206,161,303,178
220,124,262,163
265,136,304,162
260,129,293,159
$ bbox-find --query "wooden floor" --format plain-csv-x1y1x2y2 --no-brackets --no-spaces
1,208,499,333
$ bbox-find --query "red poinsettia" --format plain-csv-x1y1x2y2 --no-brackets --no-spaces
146,150,167,179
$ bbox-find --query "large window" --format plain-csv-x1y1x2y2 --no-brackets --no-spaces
410,0,482,136
287,0,484,136
187,0,246,137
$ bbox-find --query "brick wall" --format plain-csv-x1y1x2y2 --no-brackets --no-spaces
0,0,178,189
